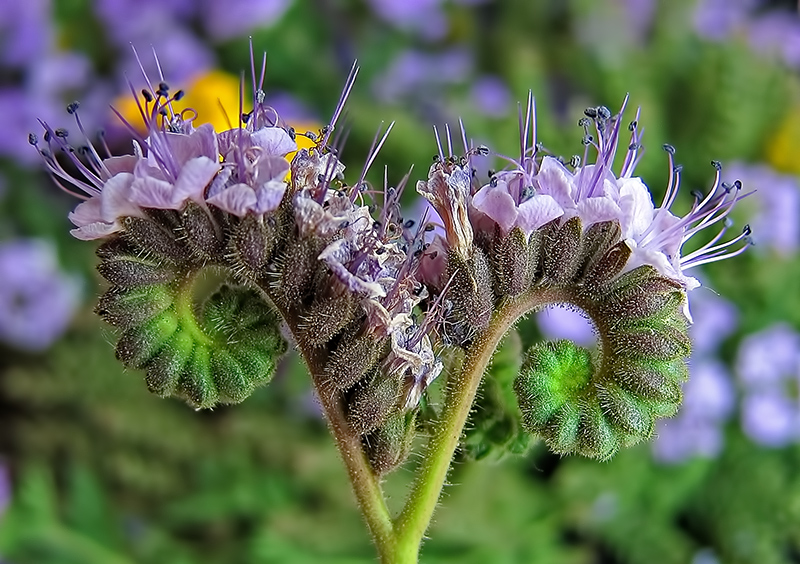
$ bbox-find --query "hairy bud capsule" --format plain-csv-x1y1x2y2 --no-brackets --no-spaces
365,411,417,475
443,247,494,345
347,371,403,435
493,227,533,298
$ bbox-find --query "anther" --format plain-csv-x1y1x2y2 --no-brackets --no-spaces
628,120,637,131
673,165,683,174
55,128,69,138
711,160,722,171
43,130,51,142
404,219,416,229
578,117,591,128
742,224,752,235
582,135,594,145
597,106,611,120
691,189,704,201
66,101,80,114
173,90,185,101
241,112,251,123
584,108,598,119
287,127,296,141
157,82,169,96
662,143,675,155
569,155,581,168
424,223,436,232
141,89,153,103
28,133,38,145
733,180,742,190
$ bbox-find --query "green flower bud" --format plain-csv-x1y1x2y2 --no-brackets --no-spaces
444,247,494,345
365,411,417,475
347,371,403,436
514,267,691,459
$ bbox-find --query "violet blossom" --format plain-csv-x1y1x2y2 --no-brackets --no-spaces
0,239,80,352
735,323,800,447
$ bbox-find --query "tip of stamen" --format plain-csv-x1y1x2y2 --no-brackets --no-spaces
711,160,722,171
597,106,611,120
28,133,38,145
663,143,675,155
66,101,80,114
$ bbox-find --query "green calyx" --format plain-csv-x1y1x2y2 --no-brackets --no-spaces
95,234,287,410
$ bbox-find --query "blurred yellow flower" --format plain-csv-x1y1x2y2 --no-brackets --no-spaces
766,104,800,175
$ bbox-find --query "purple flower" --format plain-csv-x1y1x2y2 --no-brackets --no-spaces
95,0,196,41
372,49,473,104
693,0,756,41
735,323,800,447
724,162,800,255
470,76,512,118
463,97,751,296
367,0,448,40
653,360,735,463
33,50,302,238
536,305,596,347
0,51,99,163
200,0,291,40
0,462,9,517
0,0,52,67
0,239,80,352
688,289,739,356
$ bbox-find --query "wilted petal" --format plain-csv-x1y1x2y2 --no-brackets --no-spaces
206,183,258,216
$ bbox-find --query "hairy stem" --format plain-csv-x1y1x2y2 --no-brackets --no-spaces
392,287,561,561
309,370,397,559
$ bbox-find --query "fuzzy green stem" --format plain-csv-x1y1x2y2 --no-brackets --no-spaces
392,287,561,561
310,371,397,559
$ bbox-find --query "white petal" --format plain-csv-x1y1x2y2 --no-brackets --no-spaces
618,177,655,239
577,196,622,227
130,177,178,209
535,156,576,210
516,194,564,236
254,180,287,214
206,183,257,216
68,197,103,227
472,180,518,233
172,156,221,205
251,127,297,157
70,221,121,240
99,172,140,221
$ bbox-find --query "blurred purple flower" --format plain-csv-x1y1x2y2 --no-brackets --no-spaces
693,0,756,41
536,305,596,347
736,323,800,447
367,0,448,40
201,0,291,40
688,289,739,356
0,463,9,517
748,12,800,68
0,51,101,163
653,360,735,463
373,49,473,104
725,162,800,255
0,0,52,66
0,239,80,352
95,0,196,41
470,76,512,118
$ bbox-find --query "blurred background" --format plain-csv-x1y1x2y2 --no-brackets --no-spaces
1,0,800,562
